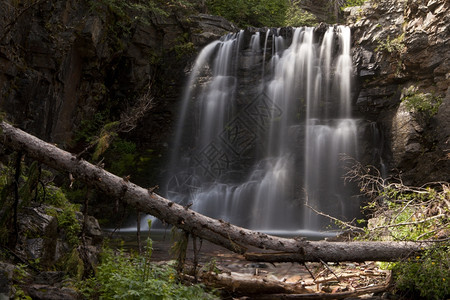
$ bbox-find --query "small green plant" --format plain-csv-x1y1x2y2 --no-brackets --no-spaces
173,33,196,60
78,243,219,299
402,86,443,117
390,245,450,299
342,0,367,8
203,258,220,275
375,33,405,54
44,187,82,247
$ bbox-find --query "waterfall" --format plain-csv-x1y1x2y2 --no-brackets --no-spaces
164,26,360,234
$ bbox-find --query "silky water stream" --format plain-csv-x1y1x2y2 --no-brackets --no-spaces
139,26,363,237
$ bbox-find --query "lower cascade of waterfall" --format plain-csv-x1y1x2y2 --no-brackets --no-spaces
150,26,363,235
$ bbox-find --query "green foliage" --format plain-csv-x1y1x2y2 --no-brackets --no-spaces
100,138,160,182
64,248,85,280
12,287,32,300
105,138,137,176
13,264,30,282
173,33,196,60
75,112,109,144
78,243,219,299
18,161,39,206
284,0,318,27
92,122,120,161
39,185,68,207
10,264,33,299
375,33,405,54
342,0,367,8
206,0,289,27
45,188,82,247
359,184,449,242
203,258,220,274
389,245,450,300
402,86,443,117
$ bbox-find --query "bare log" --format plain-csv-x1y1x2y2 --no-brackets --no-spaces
0,121,428,262
198,271,312,295
248,283,390,299
244,239,423,262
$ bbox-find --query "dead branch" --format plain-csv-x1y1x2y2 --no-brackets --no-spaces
304,203,364,233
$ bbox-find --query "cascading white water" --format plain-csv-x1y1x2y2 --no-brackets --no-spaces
163,26,360,234
303,25,359,230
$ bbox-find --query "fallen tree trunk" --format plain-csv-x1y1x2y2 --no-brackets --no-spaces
248,283,391,300
187,272,313,295
186,272,391,299
0,121,427,262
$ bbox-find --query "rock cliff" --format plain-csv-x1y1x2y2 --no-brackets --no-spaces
346,0,449,184
0,0,235,151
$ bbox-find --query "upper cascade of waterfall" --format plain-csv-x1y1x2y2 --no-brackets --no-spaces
161,25,360,234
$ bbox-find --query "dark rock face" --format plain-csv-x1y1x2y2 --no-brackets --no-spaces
15,204,103,267
0,0,235,152
16,206,59,267
346,0,450,184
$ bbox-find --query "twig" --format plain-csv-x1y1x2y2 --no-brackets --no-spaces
391,198,415,223
12,152,23,247
192,235,201,282
318,259,340,282
416,224,449,240
137,210,142,254
304,203,364,233
302,262,316,281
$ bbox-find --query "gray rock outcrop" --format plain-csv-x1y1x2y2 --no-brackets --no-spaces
347,0,449,184
0,0,235,150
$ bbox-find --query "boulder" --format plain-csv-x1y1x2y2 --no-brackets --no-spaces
16,206,59,267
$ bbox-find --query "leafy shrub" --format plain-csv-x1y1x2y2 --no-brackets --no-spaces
390,245,450,300
402,86,443,117
79,240,219,299
375,33,405,54
342,0,367,8
45,194,82,248
43,185,82,247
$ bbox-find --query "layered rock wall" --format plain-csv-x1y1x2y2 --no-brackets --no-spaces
346,0,449,184
0,0,235,149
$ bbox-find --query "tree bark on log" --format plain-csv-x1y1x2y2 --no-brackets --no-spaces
186,272,312,295
0,121,427,262
185,270,391,299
